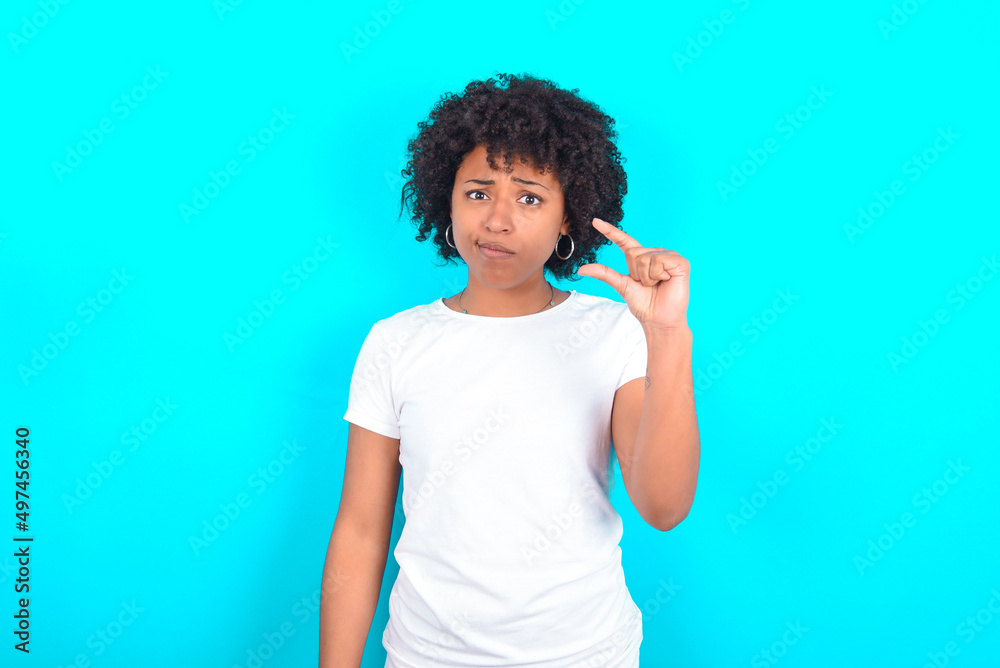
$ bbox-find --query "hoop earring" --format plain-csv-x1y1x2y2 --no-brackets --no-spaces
445,223,456,249
555,233,575,260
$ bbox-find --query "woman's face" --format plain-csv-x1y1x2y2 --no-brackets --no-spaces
449,144,570,288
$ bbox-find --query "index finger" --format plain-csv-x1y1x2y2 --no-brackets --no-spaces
592,217,642,251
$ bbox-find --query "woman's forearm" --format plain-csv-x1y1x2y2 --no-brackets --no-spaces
630,324,700,529
319,523,392,668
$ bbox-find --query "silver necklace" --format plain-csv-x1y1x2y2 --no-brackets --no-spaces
458,283,556,315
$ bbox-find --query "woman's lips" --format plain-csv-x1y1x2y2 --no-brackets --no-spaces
479,244,515,259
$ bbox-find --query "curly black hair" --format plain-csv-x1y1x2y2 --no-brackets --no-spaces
397,72,628,281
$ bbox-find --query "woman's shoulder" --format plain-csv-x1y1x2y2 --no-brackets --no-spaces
570,290,627,310
365,299,441,337
566,292,645,344
567,290,633,320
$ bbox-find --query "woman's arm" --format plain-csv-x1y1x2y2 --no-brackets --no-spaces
319,423,402,667
578,217,699,531
612,325,700,531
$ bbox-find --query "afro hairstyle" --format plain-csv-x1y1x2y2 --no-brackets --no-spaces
397,72,628,281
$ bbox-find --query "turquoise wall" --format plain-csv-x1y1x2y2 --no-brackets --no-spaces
2,0,998,666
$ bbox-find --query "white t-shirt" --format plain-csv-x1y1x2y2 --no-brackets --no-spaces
343,289,648,667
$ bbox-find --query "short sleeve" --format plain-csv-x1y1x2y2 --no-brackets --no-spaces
615,313,648,391
342,321,401,439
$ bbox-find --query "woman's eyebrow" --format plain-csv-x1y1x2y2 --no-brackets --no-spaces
464,177,550,191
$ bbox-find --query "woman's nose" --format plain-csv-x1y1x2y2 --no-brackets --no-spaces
484,194,512,233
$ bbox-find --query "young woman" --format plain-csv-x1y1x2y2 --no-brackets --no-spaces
320,73,700,668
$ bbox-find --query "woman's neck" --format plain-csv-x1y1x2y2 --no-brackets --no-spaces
444,281,568,317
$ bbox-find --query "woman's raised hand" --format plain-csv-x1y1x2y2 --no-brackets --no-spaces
576,217,691,332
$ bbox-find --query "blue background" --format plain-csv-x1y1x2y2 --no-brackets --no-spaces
2,0,998,666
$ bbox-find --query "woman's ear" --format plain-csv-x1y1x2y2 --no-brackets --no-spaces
560,217,570,236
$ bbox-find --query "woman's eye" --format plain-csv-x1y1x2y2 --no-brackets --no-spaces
466,191,541,205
